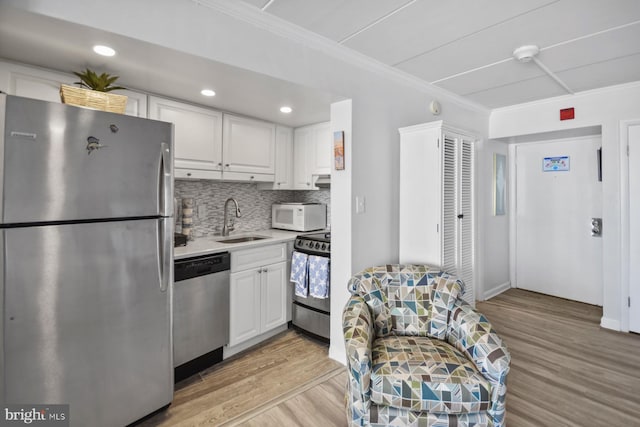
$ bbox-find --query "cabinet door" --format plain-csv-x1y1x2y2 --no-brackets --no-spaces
261,261,287,331
311,122,331,175
222,114,275,176
293,127,313,189
0,61,147,117
229,269,262,346
149,96,222,176
274,126,294,189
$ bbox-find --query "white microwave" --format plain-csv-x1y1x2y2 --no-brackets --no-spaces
272,203,326,232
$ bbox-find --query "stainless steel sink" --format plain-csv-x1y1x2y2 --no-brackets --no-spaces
218,235,268,244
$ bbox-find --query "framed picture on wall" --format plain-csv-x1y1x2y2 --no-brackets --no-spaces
334,131,345,170
493,153,506,215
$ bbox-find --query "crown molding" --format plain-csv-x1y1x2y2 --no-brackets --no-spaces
191,0,489,114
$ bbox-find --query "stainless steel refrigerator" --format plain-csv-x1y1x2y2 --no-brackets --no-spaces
0,94,174,426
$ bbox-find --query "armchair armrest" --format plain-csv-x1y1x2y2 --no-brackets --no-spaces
447,300,510,382
343,295,374,411
447,300,510,426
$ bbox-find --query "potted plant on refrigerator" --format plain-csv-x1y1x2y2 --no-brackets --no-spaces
60,68,128,113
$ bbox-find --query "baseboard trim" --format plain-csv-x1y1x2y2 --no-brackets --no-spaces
600,317,621,331
483,281,511,300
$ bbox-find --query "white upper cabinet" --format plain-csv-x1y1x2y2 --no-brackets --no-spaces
222,114,275,182
149,96,223,180
258,125,294,190
0,61,147,118
311,122,332,175
293,121,331,189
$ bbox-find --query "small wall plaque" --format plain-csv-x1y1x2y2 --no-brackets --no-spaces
543,156,570,172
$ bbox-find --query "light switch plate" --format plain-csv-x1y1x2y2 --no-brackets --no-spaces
355,196,366,214
197,204,207,218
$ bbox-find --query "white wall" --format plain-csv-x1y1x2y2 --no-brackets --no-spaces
490,81,640,331
329,99,352,363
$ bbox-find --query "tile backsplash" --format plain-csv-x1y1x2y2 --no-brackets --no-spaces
174,180,330,238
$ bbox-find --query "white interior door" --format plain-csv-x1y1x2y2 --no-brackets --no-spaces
515,136,603,305
629,125,640,332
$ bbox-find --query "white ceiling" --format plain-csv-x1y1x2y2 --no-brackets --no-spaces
0,5,340,127
0,0,638,124
240,0,640,108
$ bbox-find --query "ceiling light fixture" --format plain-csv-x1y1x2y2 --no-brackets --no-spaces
280,106,292,113
513,44,573,94
201,89,216,97
93,45,116,57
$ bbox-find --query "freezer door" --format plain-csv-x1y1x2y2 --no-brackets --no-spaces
1,219,173,427
0,95,173,223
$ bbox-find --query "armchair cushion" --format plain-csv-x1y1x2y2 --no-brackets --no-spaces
371,335,492,414
348,265,463,340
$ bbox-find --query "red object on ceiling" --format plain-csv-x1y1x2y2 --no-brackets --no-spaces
560,107,575,120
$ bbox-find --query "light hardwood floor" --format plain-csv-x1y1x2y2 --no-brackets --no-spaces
137,329,343,426
246,289,640,426
141,289,640,426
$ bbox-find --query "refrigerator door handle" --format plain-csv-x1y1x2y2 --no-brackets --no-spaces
0,229,4,404
160,142,172,217
158,218,172,293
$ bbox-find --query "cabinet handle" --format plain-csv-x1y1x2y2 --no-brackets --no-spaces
225,163,230,168
218,162,222,166
186,172,192,177
262,268,268,273
250,176,254,180
457,214,464,219
306,182,310,186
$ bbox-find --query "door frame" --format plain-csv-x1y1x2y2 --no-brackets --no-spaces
620,119,640,332
508,134,604,301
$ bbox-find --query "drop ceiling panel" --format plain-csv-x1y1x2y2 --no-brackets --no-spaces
241,0,269,8
556,53,640,92
435,60,546,96
461,75,567,108
262,0,409,42
398,0,640,83
538,21,640,73
342,0,557,66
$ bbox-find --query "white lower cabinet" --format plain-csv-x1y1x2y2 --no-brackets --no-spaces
229,243,288,347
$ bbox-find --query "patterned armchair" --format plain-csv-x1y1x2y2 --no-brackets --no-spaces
343,265,510,427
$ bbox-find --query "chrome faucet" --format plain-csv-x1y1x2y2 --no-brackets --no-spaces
222,198,241,236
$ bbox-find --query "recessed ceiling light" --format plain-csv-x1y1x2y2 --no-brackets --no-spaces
93,45,116,57
280,106,292,114
201,89,216,97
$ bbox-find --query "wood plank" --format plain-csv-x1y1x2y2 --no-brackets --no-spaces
138,289,640,426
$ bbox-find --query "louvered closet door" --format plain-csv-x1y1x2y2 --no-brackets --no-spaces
441,136,458,275
441,134,475,305
458,138,475,304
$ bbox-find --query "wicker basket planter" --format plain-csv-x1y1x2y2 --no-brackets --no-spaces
59,84,127,114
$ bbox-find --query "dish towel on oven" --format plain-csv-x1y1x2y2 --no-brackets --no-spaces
308,255,330,299
291,251,309,297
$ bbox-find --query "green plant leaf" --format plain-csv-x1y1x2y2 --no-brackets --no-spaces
71,68,126,92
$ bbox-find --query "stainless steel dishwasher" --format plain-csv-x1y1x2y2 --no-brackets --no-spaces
173,252,230,381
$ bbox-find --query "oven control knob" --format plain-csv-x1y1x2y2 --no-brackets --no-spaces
321,243,326,250
315,242,321,249
327,244,330,252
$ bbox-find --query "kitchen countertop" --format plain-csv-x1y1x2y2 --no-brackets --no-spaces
174,229,301,260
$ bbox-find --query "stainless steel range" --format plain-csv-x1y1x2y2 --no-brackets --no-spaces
292,232,331,340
